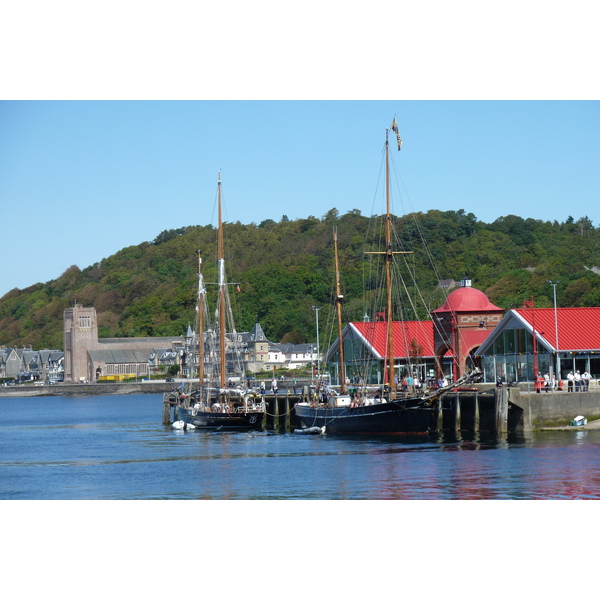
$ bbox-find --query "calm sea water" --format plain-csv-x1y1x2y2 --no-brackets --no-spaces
1,393,600,500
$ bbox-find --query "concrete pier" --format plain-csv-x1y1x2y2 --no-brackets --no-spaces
439,385,600,434
507,387,600,430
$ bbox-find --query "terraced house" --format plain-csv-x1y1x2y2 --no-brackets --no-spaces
0,347,64,382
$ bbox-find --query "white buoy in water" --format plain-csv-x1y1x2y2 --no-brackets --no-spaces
172,420,196,430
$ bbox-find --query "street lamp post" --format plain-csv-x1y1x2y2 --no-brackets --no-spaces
548,280,560,379
312,305,321,380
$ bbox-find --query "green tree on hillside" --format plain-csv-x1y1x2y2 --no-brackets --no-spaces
2,210,600,350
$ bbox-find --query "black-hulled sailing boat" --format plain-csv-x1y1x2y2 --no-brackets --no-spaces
164,173,264,430
294,121,472,435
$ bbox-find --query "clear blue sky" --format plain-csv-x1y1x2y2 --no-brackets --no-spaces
1,100,598,298
1,4,598,298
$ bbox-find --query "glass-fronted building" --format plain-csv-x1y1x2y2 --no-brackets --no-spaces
324,320,454,386
476,307,600,383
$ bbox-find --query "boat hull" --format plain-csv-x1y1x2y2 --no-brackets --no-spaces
294,398,439,435
177,406,264,431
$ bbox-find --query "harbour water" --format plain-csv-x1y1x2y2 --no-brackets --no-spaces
4,392,598,600
2,393,600,500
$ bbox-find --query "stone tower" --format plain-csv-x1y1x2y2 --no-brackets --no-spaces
63,304,98,382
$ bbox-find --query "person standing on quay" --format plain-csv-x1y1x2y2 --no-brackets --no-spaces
567,371,574,392
271,377,278,396
574,370,582,391
582,370,591,391
406,373,414,394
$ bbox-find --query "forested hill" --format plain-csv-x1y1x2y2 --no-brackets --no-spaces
1,208,600,351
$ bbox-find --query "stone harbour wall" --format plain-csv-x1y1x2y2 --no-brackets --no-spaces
0,382,176,397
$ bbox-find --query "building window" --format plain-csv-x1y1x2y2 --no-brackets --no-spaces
79,316,91,328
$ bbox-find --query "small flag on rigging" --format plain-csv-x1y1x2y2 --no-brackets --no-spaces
390,117,402,151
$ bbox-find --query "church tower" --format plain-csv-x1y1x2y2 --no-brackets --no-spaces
63,304,98,382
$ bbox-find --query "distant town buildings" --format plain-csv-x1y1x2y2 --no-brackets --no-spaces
1,304,319,384
4,283,600,386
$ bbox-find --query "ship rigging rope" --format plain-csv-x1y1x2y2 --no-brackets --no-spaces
388,154,462,374
263,407,293,417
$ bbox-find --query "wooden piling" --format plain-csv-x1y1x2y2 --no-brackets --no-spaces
441,393,460,431
266,395,276,430
459,392,478,432
278,393,289,432
494,388,508,434
162,400,172,425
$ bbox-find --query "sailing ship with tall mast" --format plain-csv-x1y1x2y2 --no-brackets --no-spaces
294,120,476,435
163,173,265,430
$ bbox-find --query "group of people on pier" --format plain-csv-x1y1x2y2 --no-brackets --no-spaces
566,370,592,392
534,370,592,393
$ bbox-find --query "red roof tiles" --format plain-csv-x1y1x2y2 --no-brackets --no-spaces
350,320,452,358
514,307,600,351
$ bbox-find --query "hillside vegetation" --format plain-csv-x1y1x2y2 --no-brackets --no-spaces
1,209,599,351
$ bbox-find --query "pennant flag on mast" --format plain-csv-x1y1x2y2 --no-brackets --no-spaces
390,117,402,151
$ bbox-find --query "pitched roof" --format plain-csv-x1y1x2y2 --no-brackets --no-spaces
349,320,452,359
513,307,600,351
99,336,183,345
271,342,313,354
250,322,268,341
88,349,152,364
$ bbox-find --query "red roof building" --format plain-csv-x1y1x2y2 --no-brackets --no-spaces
323,280,504,386
322,276,600,386
477,307,600,384
324,320,456,386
